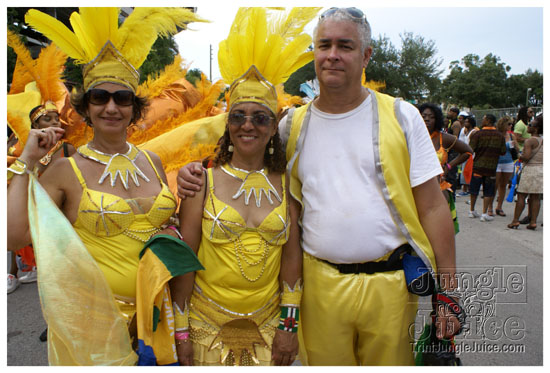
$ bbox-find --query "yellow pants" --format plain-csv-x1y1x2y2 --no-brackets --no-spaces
299,252,418,366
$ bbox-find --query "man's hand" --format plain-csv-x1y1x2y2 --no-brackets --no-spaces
177,162,204,200
176,341,194,366
271,329,298,366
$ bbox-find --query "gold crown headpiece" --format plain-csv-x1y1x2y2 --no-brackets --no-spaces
25,7,208,92
7,29,67,144
218,7,322,115
30,101,59,123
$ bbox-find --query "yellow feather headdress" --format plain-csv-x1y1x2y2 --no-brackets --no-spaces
7,29,67,144
25,7,208,92
218,7,322,115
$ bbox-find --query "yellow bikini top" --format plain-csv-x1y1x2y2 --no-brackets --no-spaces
68,152,177,238
202,167,289,246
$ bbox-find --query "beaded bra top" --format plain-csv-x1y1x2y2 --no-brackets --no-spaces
202,168,289,246
67,154,176,240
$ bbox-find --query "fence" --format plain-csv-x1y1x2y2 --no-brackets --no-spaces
470,106,542,122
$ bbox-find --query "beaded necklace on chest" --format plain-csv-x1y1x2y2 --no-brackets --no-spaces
219,163,282,282
77,142,150,190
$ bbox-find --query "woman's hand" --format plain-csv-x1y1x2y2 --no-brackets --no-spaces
176,341,194,366
20,127,64,166
271,329,298,366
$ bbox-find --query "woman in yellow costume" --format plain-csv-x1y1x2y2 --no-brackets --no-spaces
168,7,320,366
7,30,76,295
7,7,206,365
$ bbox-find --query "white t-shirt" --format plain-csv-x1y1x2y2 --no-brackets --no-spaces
279,94,441,263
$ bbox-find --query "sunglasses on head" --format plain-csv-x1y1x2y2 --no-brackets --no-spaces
228,112,273,127
320,7,366,22
87,88,135,106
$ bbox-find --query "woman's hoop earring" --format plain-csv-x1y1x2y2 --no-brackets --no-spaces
268,138,274,155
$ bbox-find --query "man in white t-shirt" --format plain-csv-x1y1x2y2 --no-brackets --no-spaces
177,7,463,366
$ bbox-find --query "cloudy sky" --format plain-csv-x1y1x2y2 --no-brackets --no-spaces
174,0,545,82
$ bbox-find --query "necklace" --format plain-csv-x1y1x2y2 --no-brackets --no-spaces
77,142,150,189
233,237,270,282
220,163,281,208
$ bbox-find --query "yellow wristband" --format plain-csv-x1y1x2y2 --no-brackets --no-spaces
280,279,303,307
173,301,189,331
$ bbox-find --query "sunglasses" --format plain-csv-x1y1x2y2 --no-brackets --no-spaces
228,112,273,127
320,7,366,22
87,89,135,106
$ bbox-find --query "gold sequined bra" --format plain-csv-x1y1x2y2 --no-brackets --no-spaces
67,156,176,238
202,168,289,245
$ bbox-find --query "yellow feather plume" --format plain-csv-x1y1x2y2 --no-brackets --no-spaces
137,55,189,98
8,29,68,103
7,30,36,94
218,7,322,87
26,7,208,70
116,8,208,70
25,9,86,63
34,44,68,104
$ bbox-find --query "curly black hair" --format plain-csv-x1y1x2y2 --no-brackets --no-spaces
213,124,287,173
418,103,444,132
70,87,148,127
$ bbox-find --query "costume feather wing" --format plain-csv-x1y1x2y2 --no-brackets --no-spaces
25,9,86,63
34,44,68,104
116,7,208,70
7,30,36,94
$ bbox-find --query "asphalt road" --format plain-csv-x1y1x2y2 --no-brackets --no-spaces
6,193,543,366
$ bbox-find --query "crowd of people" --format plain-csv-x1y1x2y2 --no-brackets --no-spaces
431,105,543,230
7,6,540,367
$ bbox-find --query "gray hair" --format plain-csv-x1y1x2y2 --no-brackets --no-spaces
313,8,372,52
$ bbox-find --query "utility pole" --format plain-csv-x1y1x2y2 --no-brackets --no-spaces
525,87,531,106
209,44,213,82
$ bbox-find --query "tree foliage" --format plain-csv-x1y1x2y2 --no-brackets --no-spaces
284,61,316,97
441,53,511,108
185,68,203,86
366,32,443,103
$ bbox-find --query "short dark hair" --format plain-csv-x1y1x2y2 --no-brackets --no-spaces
419,103,444,132
484,114,497,125
449,107,460,114
70,87,148,127
465,116,477,128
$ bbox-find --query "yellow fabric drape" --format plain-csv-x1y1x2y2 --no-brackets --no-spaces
27,174,137,366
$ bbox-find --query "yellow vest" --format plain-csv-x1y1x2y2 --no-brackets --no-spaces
284,90,437,273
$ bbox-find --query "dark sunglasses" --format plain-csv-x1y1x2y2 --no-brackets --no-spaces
320,7,366,22
228,112,273,127
87,88,135,106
